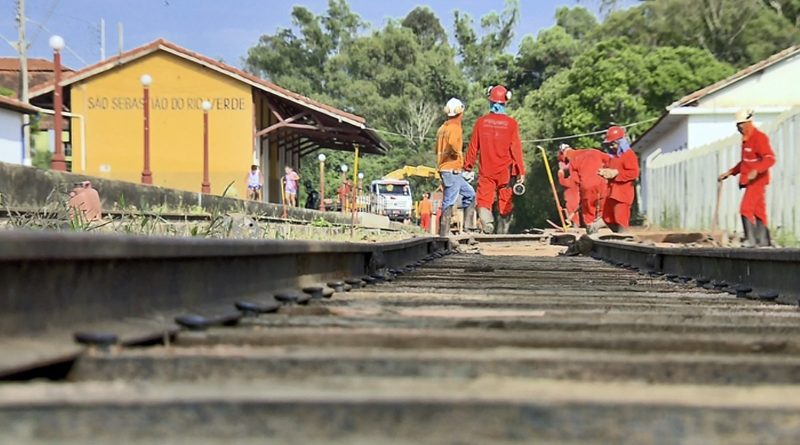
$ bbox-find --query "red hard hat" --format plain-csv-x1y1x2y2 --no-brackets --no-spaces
604,125,625,143
487,85,511,104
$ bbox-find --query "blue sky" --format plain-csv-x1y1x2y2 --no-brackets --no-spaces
0,0,616,69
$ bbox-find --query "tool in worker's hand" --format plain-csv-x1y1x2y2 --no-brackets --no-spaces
513,182,526,196
711,179,723,232
538,145,568,232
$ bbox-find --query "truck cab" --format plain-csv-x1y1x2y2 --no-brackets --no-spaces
370,180,412,221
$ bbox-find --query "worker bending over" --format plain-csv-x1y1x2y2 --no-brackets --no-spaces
564,147,609,231
464,85,525,234
557,143,581,227
719,109,776,247
598,126,640,233
435,98,476,236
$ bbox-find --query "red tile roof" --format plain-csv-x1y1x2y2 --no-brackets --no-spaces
0,95,38,114
29,38,366,126
0,57,74,72
670,45,800,109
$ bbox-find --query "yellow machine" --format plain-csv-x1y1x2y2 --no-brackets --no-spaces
382,165,440,181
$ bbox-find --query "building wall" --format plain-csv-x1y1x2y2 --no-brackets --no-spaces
699,55,800,108
0,108,22,165
69,52,253,197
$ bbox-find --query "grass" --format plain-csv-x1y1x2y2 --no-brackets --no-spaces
0,187,411,243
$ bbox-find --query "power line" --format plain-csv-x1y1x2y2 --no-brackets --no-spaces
28,0,59,46
25,16,87,65
369,116,660,147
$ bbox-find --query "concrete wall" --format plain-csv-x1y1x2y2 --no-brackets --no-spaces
0,161,393,228
0,108,22,165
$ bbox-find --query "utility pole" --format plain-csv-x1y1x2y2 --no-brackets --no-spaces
100,18,105,60
17,0,31,166
117,22,123,56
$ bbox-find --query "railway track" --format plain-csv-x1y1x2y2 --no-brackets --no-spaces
2,235,800,443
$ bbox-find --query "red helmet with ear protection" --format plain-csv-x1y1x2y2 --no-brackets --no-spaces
487,85,512,104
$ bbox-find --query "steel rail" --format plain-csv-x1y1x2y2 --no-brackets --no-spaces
591,239,800,304
0,232,448,376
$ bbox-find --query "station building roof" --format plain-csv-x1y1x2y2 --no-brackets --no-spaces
30,38,389,155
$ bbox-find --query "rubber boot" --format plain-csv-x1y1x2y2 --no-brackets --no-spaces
755,219,772,247
463,204,477,232
478,207,494,234
609,224,627,234
586,219,606,235
741,216,757,247
497,214,513,235
439,207,452,237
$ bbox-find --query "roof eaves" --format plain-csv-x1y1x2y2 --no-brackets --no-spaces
669,45,800,109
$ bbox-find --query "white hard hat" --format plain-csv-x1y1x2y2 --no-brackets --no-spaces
559,143,572,152
735,108,754,124
444,98,465,117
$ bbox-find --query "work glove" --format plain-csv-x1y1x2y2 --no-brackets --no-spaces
598,168,619,180
516,175,525,184
746,170,758,182
558,161,568,171
718,171,732,182
462,171,475,182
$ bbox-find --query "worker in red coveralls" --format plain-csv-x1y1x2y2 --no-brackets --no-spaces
557,143,581,227
565,147,610,231
598,125,640,233
718,109,776,247
464,85,525,234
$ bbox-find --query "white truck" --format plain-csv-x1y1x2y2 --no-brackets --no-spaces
369,179,413,221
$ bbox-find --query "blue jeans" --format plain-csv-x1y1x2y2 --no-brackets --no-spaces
441,171,475,209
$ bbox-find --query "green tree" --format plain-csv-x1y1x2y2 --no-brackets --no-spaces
555,6,599,40
513,26,580,95
402,6,447,50
454,0,520,84
595,0,800,66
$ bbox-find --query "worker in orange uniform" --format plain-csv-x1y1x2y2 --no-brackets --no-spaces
464,85,525,234
598,126,640,233
718,109,776,247
564,147,609,230
418,192,433,232
435,98,476,236
557,143,581,227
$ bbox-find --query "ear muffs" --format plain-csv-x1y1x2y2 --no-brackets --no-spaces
486,86,495,97
506,90,512,101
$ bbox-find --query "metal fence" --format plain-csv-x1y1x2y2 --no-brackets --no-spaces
645,108,800,237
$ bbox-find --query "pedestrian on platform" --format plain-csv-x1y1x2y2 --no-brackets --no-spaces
246,165,264,201
718,109,776,247
338,179,352,212
464,86,525,234
283,166,300,207
304,180,320,210
435,97,476,236
564,147,609,231
418,192,433,232
557,143,581,227
598,126,640,233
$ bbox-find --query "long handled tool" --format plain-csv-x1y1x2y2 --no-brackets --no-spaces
711,179,723,233
538,146,568,232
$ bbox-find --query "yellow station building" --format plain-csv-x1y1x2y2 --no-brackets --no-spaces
30,39,387,201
